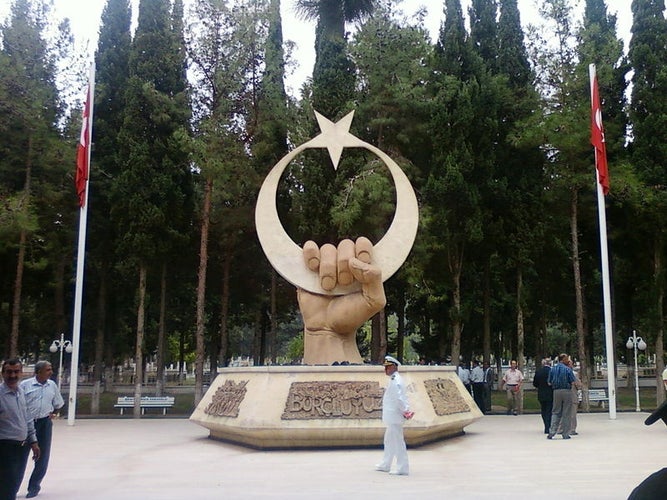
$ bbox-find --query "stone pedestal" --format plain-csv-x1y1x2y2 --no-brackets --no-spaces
190,365,482,449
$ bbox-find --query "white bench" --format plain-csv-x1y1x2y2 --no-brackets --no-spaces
577,389,609,408
114,396,175,415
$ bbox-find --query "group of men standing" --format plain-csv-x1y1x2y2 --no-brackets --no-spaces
0,359,64,500
532,353,582,440
458,360,494,414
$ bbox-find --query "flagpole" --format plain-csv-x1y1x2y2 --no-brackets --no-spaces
590,63,616,419
68,62,95,426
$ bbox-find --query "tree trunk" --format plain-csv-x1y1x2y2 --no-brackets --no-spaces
156,263,167,397
54,256,67,334
654,239,665,405
133,264,147,418
516,267,525,414
253,309,263,366
397,289,405,362
91,271,107,415
10,134,32,357
194,177,212,404
570,188,590,411
269,271,277,364
10,229,27,358
483,258,491,364
516,266,525,370
449,250,463,366
218,253,231,368
371,310,387,364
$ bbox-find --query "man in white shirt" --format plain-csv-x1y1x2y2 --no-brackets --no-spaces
457,362,472,394
20,361,64,498
375,356,413,476
500,360,524,415
470,360,486,413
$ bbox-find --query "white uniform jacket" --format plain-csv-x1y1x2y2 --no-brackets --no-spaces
382,372,410,424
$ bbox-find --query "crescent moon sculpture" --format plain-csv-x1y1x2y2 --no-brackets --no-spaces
255,111,419,295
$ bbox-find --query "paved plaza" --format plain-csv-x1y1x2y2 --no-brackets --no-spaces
17,412,666,499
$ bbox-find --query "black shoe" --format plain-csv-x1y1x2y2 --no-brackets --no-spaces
562,435,571,439
26,490,39,498
547,434,554,439
570,431,578,435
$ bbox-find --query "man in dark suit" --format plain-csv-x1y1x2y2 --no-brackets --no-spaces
628,401,667,499
532,358,553,434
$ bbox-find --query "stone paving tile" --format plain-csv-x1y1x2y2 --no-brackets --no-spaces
18,412,665,499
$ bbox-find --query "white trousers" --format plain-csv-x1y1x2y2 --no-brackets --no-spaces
379,423,408,474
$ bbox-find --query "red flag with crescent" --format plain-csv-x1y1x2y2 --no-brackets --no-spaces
75,86,90,208
590,68,609,195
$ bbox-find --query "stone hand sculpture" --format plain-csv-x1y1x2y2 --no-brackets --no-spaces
297,237,386,365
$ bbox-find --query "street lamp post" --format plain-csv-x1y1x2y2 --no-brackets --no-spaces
626,330,647,412
49,333,73,390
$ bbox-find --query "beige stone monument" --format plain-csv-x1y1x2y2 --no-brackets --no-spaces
190,111,482,448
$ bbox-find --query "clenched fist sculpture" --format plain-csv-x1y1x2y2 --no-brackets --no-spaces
297,237,386,365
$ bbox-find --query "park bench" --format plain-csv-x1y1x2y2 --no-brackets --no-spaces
114,396,175,415
577,389,609,408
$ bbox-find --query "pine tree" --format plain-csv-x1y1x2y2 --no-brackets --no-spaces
112,0,193,416
295,0,374,118
250,0,290,365
0,0,64,357
424,0,492,365
493,0,543,370
628,0,667,404
88,0,133,413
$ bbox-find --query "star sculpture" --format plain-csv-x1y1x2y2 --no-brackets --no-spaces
307,110,365,170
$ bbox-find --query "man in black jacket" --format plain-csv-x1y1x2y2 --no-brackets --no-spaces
532,358,553,434
627,401,667,499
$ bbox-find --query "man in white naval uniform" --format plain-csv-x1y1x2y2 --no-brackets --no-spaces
375,355,413,475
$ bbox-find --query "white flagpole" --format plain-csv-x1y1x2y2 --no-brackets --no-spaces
68,62,95,426
590,63,616,419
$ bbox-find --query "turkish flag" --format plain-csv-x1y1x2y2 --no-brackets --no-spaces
75,87,90,208
590,69,609,195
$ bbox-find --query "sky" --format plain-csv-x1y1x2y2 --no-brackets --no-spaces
0,0,634,96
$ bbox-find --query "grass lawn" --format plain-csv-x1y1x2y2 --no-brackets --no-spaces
492,386,661,413
72,392,197,417
65,386,662,417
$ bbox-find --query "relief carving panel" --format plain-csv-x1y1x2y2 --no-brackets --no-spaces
424,378,471,415
204,379,249,418
282,381,384,420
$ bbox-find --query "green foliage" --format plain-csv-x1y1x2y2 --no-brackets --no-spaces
3,0,667,401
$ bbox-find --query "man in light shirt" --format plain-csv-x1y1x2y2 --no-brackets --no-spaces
500,360,523,415
20,361,64,498
0,358,40,500
470,360,486,413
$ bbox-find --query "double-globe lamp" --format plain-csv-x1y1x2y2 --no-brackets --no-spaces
626,330,647,412
49,333,73,390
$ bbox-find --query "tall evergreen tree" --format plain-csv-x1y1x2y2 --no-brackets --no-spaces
0,0,65,357
295,0,374,118
250,0,290,365
469,0,498,68
88,0,133,412
628,0,667,404
423,0,496,365
349,1,433,362
469,0,543,370
290,0,377,249
112,0,193,416
571,0,628,406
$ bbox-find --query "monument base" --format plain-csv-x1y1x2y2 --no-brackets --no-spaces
190,365,482,449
